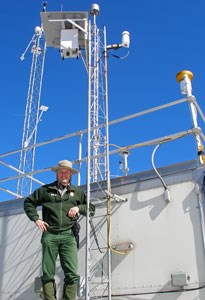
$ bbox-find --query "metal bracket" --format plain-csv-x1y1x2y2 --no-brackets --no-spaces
105,189,128,202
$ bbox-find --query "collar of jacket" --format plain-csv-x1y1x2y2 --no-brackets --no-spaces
45,181,77,192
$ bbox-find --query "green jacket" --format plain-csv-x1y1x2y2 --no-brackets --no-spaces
24,181,95,232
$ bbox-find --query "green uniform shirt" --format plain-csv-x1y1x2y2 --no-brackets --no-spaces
24,181,95,232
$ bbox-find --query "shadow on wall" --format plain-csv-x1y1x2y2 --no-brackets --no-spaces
0,212,42,300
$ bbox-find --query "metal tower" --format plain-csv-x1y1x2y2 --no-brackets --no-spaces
87,6,130,300
86,5,111,299
16,26,47,197
88,6,107,183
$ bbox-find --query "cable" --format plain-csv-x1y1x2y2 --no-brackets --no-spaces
151,144,171,202
89,218,104,253
111,49,130,59
151,144,168,189
91,282,205,299
107,192,131,255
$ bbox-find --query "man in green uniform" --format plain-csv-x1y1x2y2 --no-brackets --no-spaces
24,160,95,300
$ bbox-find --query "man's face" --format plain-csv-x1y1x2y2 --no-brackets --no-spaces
57,168,72,186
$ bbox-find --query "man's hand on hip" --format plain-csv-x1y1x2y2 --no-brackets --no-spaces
35,219,49,232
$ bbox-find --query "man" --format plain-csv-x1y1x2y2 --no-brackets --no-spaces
24,160,95,300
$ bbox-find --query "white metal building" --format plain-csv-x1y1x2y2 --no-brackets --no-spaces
1,159,205,299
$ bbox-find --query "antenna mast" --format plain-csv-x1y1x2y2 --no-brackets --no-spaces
17,25,47,197
89,4,107,182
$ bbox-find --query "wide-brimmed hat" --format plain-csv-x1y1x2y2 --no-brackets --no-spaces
51,160,78,174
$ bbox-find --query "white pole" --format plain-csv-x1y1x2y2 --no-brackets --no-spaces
77,134,83,186
85,18,92,300
176,70,205,164
104,26,112,300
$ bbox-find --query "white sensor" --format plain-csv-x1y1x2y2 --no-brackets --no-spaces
122,31,130,48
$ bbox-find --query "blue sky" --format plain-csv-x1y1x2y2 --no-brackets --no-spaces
0,0,205,201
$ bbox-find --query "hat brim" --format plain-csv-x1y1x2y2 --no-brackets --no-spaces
51,166,78,174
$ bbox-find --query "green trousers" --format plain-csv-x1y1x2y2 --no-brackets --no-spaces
41,230,79,285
